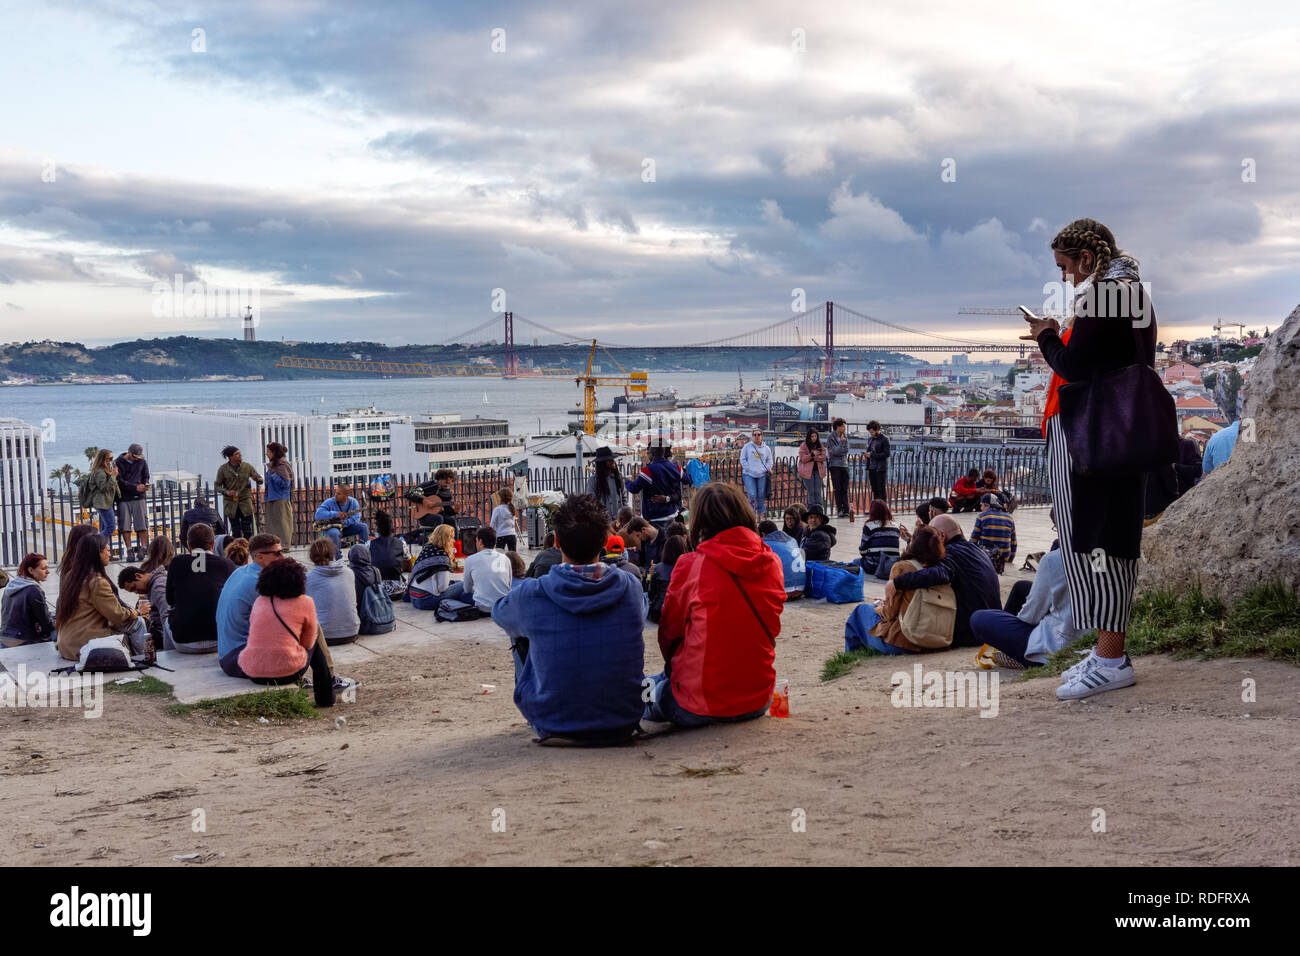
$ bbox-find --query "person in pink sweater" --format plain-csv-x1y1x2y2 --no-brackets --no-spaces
237,558,335,707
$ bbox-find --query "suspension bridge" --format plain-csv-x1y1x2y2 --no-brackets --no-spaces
433,301,1032,378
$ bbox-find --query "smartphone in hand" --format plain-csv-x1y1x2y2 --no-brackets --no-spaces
1018,305,1038,319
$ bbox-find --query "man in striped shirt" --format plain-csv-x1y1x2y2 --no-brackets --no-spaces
970,493,1017,573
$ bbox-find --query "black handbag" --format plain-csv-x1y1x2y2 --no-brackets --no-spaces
1055,307,1179,477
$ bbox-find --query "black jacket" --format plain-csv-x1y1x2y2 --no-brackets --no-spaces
114,454,150,501
180,503,226,545
803,523,838,562
369,536,406,580
527,547,563,578
1,578,55,644
891,535,1000,647
867,433,891,471
165,551,235,644
1037,278,1157,561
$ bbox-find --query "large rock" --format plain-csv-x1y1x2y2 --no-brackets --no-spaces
1139,303,1300,599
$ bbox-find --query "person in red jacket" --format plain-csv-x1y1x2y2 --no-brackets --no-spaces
949,468,983,513
643,482,785,729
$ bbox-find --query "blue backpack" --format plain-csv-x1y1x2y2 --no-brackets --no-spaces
685,458,710,487
806,561,865,604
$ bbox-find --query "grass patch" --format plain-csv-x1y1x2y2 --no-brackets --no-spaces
105,674,174,696
1023,580,1300,680
168,687,320,721
821,647,882,682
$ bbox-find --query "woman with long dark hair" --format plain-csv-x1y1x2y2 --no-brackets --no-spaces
797,428,828,508
55,533,149,661
1024,218,1157,700
264,442,295,547
587,446,627,524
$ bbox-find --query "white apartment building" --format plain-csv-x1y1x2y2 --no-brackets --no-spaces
322,406,426,482
827,395,926,428
132,405,318,484
0,418,47,566
411,413,522,470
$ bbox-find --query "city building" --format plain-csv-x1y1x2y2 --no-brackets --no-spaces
0,417,47,565
132,405,318,484
410,413,521,471
322,406,426,482
1161,362,1203,385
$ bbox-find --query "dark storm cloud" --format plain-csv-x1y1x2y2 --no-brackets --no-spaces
6,0,1300,343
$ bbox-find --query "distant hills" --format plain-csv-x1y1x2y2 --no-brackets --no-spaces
0,336,958,383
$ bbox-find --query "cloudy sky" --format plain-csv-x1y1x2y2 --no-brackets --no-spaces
1,0,1297,352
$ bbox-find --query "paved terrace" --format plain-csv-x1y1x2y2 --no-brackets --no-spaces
0,505,1057,704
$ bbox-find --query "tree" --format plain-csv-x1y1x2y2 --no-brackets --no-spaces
1006,366,1025,388
1156,341,1166,353
929,384,951,395
83,445,99,463
1202,370,1218,395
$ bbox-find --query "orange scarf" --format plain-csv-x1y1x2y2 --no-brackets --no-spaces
1040,326,1072,437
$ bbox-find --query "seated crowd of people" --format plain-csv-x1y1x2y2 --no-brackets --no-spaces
0,457,1074,744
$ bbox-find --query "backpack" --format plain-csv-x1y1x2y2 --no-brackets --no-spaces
359,581,396,633
49,635,173,676
76,473,93,509
899,584,957,649
435,598,486,622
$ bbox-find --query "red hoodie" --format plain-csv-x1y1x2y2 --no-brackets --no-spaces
952,476,980,498
657,526,784,718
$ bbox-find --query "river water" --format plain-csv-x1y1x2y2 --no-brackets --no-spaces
3,372,746,474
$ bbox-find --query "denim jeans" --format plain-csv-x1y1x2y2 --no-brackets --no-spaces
969,609,1037,667
802,474,823,508
96,508,116,537
642,671,769,727
743,474,768,515
324,520,370,556
844,604,912,655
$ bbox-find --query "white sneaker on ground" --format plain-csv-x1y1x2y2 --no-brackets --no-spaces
1060,650,1096,682
1057,654,1135,700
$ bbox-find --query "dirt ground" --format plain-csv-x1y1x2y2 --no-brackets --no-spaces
4,590,1298,867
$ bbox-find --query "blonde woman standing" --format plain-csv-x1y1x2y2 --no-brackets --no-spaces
84,449,121,546
1024,218,1158,701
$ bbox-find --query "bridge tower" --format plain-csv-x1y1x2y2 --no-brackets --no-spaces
823,300,835,381
503,311,517,379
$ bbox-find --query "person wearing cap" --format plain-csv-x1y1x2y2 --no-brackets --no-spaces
587,445,627,524
802,504,838,562
113,443,151,562
740,428,774,517
969,492,1017,574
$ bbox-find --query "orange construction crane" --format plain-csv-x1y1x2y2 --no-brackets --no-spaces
275,355,575,378
577,339,648,435
276,347,647,435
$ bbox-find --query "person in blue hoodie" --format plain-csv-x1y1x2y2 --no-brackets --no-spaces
491,493,646,745
313,485,369,557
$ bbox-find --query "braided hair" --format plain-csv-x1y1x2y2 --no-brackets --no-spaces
1049,218,1134,283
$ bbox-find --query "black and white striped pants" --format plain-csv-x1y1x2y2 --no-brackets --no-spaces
1046,414,1139,632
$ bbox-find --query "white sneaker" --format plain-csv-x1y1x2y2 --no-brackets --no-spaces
1057,654,1135,700
1060,650,1095,682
